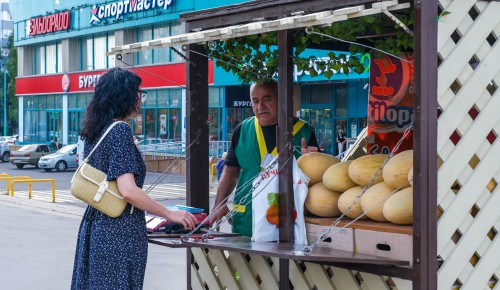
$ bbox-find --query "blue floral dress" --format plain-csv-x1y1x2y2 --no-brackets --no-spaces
71,122,147,290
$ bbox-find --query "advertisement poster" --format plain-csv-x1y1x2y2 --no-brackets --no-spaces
160,114,167,135
367,52,414,155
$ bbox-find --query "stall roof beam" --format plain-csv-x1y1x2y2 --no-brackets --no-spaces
108,0,410,55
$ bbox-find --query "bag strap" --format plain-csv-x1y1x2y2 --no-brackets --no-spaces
83,121,126,163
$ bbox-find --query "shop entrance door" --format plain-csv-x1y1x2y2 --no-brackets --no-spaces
301,108,334,154
69,111,85,144
47,110,62,143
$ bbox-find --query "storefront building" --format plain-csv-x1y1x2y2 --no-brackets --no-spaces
12,0,368,155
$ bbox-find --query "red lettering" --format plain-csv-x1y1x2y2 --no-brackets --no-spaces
372,56,396,97
28,11,71,36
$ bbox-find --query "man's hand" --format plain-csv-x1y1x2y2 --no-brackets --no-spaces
301,137,319,154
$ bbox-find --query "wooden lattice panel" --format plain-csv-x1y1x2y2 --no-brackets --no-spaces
191,248,412,290
437,1,500,289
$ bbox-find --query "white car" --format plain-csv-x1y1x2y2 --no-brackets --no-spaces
38,144,78,172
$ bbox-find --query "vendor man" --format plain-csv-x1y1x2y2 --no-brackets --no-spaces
210,80,319,237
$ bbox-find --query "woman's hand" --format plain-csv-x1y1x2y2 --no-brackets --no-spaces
166,210,198,230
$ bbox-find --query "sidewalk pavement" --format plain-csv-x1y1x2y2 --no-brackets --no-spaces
0,194,192,290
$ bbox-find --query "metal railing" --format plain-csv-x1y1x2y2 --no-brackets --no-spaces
139,140,231,160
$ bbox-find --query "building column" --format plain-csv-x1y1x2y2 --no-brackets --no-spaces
61,38,81,72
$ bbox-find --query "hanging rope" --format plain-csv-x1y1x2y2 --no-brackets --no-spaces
302,121,414,255
116,55,187,89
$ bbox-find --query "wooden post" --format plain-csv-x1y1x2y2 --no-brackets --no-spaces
413,0,438,289
277,29,294,290
186,42,209,290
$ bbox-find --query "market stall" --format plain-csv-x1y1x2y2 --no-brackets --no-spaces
110,0,500,289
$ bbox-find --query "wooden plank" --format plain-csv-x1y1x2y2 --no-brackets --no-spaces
248,254,279,290
303,262,336,289
328,266,362,289
438,4,500,103
191,247,223,289
226,252,261,290
191,263,206,290
184,237,409,266
207,249,241,290
437,0,476,51
392,277,413,289
358,272,390,289
180,0,381,31
438,187,500,289
289,260,312,290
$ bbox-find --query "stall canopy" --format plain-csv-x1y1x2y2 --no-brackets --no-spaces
108,0,410,55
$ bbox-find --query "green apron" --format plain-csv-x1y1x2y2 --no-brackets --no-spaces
231,116,314,237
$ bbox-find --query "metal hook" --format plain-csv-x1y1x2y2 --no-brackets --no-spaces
305,27,314,34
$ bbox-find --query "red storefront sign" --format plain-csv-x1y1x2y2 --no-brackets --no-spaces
28,11,71,36
367,53,414,155
15,62,214,95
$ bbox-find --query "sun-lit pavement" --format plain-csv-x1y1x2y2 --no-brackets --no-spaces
0,179,222,290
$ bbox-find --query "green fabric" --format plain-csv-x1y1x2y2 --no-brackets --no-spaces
232,116,314,237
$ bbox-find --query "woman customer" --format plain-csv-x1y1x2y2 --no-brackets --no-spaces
71,68,197,290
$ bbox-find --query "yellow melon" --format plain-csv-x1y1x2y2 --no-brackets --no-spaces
323,160,357,192
383,187,413,225
297,152,340,186
383,150,413,189
348,154,388,187
360,182,395,222
408,167,413,186
305,182,342,217
337,186,368,219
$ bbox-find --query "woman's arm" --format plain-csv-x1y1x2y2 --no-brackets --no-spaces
117,173,197,229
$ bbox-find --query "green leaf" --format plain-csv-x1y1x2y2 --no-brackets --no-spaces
267,192,279,205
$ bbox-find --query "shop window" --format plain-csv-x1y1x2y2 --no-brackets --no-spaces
301,84,333,105
153,23,169,64
310,84,333,104
169,108,181,140
107,35,115,68
83,33,114,71
209,87,221,106
170,23,183,63
137,26,153,65
334,83,348,117
157,90,169,107
94,36,107,69
35,42,60,74
170,90,182,107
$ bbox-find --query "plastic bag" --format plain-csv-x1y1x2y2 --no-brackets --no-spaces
251,156,310,245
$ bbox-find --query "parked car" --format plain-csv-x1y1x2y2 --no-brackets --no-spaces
0,141,10,162
38,144,78,172
10,144,56,169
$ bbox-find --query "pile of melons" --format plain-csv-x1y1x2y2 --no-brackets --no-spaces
297,150,413,225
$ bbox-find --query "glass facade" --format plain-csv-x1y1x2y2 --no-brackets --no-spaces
136,21,183,65
300,82,366,155
35,42,62,74
83,33,115,71
23,95,63,143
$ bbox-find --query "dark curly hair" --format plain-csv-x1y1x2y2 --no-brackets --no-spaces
80,68,142,141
